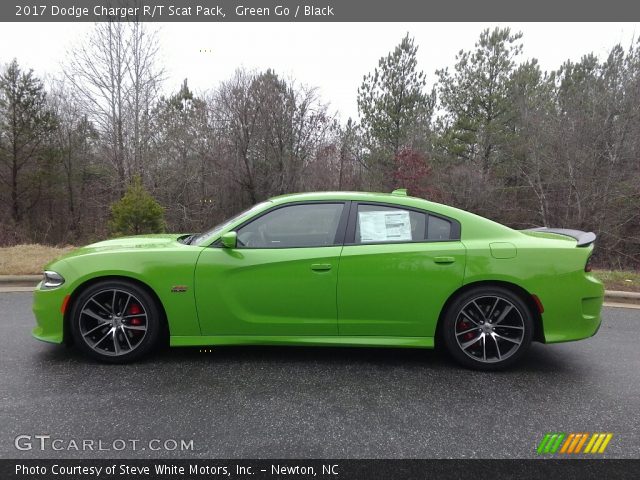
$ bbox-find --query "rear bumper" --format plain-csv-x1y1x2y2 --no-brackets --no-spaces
540,274,604,343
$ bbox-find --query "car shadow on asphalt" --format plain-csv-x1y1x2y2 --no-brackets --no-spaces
32,340,579,376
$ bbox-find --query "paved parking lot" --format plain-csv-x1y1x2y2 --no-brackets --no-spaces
1,292,639,458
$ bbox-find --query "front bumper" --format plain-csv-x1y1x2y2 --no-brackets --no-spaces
32,282,67,344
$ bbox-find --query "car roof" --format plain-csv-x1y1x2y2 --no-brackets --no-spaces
269,191,459,216
270,190,427,205
268,191,517,240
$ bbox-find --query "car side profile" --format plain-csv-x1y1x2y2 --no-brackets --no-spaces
32,190,604,370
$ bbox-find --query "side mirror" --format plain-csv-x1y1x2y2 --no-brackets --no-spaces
220,231,237,249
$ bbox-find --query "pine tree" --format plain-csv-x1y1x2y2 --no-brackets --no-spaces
109,176,165,236
0,59,56,222
436,28,523,174
357,34,434,188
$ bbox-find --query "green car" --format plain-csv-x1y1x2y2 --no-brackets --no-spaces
32,190,604,370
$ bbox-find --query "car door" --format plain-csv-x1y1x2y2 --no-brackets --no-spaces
195,202,349,336
337,202,466,337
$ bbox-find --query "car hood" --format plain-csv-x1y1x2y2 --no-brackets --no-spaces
62,234,186,259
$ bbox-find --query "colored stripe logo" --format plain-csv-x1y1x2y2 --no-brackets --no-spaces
537,433,613,454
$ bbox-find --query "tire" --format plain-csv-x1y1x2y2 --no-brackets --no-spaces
441,286,534,371
69,280,162,363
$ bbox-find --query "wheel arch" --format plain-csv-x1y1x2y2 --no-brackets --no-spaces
62,275,169,345
435,280,545,347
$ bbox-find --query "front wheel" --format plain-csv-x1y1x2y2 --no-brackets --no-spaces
442,286,534,370
69,280,162,363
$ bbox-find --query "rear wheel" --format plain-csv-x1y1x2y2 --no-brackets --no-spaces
69,280,161,363
442,286,534,370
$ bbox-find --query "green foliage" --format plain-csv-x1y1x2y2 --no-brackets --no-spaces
0,59,55,133
357,34,435,186
109,176,165,236
436,28,523,172
167,78,195,111
0,59,57,222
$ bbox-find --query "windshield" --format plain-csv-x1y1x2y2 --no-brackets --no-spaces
190,201,272,246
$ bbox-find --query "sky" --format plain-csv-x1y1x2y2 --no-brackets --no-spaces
1,22,639,120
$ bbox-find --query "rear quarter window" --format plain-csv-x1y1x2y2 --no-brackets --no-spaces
427,215,452,240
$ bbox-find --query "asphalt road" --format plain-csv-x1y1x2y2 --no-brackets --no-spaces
1,292,639,459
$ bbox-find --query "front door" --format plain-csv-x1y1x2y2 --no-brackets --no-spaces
195,202,348,336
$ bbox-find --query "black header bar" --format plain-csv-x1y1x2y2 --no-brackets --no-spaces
5,0,640,22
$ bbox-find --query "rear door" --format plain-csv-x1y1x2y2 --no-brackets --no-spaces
337,202,466,337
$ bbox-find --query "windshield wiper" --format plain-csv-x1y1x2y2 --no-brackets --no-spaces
180,234,198,245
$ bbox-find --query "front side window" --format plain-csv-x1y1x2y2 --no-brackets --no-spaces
236,203,344,248
191,201,271,246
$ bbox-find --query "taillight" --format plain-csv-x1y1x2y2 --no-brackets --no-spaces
585,256,593,272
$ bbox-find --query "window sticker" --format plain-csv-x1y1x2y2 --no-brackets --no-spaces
359,210,412,242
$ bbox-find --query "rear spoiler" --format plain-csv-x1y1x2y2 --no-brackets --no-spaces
525,227,596,247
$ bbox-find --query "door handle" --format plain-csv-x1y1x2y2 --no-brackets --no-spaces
311,263,332,271
434,256,455,264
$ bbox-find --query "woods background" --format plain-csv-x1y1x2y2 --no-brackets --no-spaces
0,24,638,268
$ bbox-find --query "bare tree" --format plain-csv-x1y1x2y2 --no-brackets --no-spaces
214,69,333,204
47,80,99,235
65,21,163,193
127,20,164,177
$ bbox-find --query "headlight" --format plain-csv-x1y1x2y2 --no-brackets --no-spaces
42,271,65,289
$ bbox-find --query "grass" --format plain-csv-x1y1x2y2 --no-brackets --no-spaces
592,269,640,293
0,244,638,293
0,244,75,275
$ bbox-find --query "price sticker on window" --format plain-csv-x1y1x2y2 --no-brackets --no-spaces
359,210,412,242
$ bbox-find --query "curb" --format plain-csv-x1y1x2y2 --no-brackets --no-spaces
605,290,640,303
0,275,41,284
604,302,640,310
605,290,640,306
0,286,36,293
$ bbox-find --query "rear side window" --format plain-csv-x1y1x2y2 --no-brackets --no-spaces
353,204,455,244
236,203,344,248
355,204,426,244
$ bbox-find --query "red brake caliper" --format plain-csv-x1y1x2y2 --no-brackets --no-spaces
459,320,475,341
128,304,143,326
